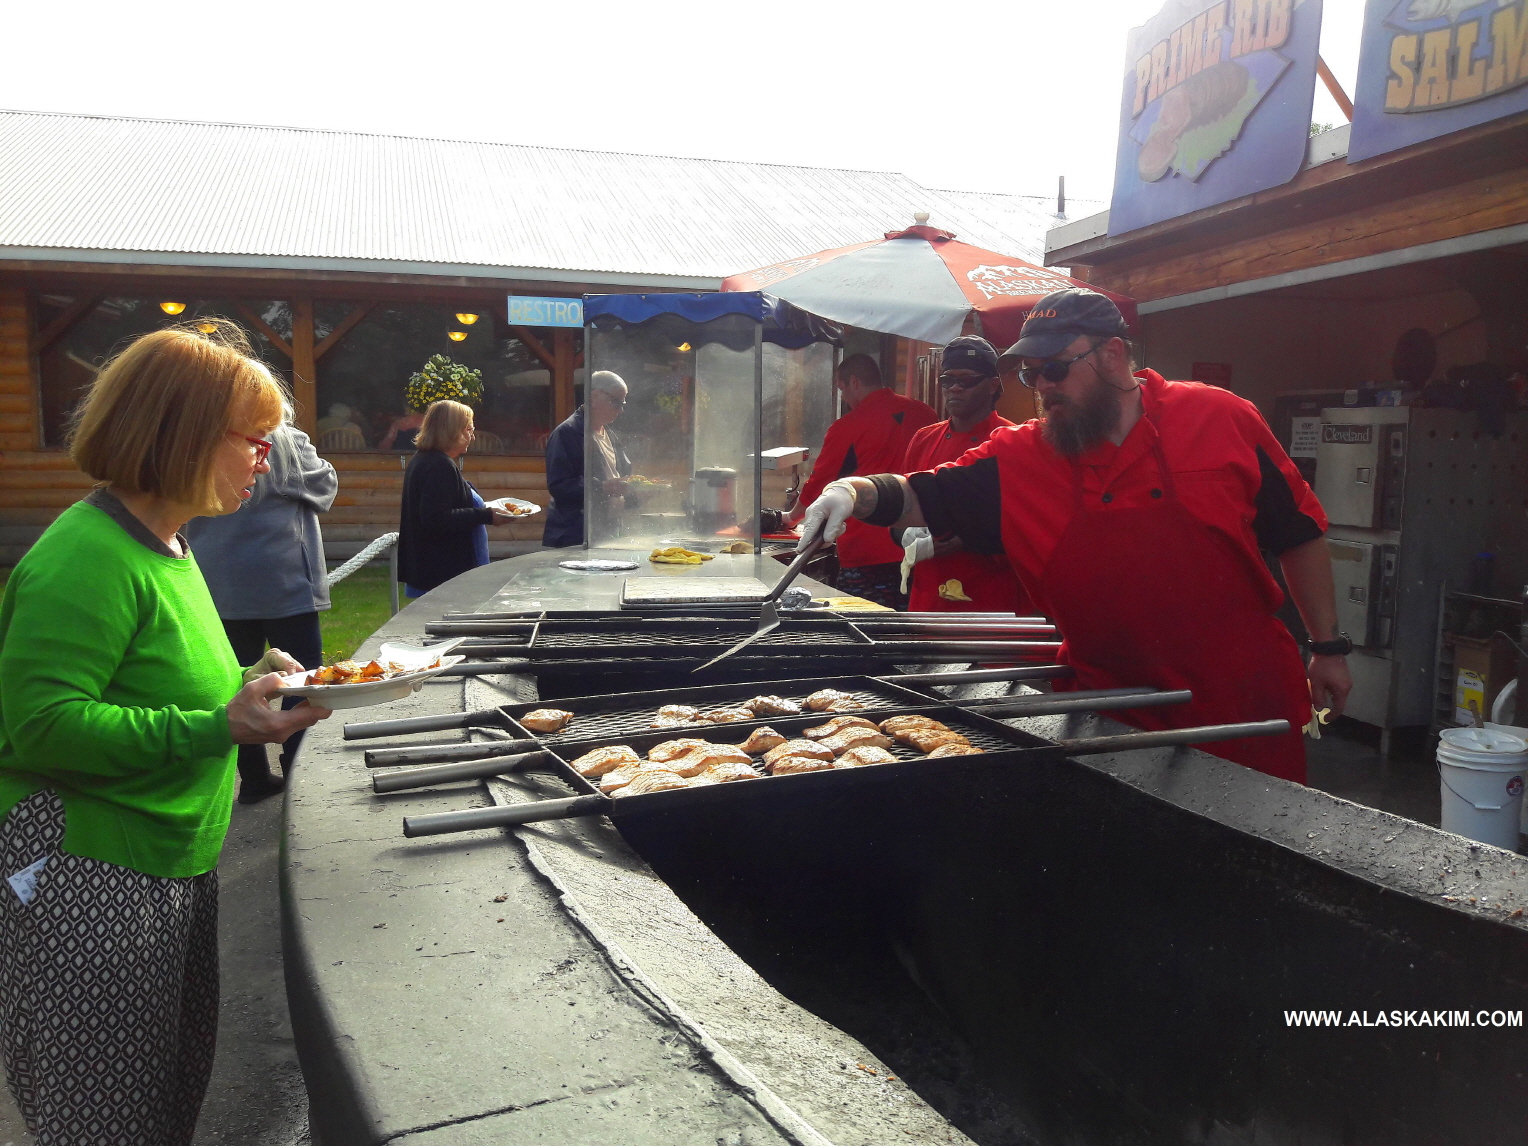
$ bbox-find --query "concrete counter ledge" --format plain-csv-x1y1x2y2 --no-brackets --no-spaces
284,551,1528,1145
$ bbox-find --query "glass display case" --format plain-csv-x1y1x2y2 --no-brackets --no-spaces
581,293,838,552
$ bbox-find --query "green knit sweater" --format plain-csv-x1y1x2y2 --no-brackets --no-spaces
0,501,240,878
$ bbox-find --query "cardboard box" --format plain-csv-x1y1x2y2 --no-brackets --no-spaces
1451,634,1518,726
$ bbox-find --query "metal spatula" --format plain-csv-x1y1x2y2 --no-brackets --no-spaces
692,536,824,672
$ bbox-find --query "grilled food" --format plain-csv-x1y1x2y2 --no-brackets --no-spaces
803,715,878,739
746,695,801,717
648,737,712,763
820,726,894,755
888,719,953,745
599,766,640,794
303,658,436,685
769,757,837,775
700,706,755,724
740,727,788,755
666,744,751,777
837,745,897,767
927,742,982,758
651,704,701,728
763,739,834,767
703,761,760,783
907,728,971,753
805,689,864,712
649,546,715,565
612,769,690,796
880,714,946,735
570,745,642,777
521,708,575,733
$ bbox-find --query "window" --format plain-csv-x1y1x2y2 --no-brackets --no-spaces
314,303,557,453
33,296,291,448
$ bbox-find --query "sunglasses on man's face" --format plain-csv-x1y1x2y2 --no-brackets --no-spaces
937,373,993,390
1016,344,1101,390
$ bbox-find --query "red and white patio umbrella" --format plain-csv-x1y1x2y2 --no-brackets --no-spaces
722,217,1138,351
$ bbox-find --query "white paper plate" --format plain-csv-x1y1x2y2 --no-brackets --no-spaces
486,496,542,517
275,640,466,710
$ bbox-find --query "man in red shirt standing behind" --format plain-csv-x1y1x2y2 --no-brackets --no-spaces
791,354,935,609
901,336,1032,615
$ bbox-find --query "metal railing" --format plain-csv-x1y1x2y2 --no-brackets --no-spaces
327,532,400,615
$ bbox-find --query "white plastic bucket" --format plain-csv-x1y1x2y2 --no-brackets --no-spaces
1436,727,1528,851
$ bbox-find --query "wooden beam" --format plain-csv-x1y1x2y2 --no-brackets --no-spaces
313,302,373,361
291,299,317,435
509,326,556,371
1316,55,1354,123
33,295,100,353
231,301,294,359
552,328,575,424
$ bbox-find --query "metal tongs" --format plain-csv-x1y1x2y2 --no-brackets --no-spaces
692,535,824,672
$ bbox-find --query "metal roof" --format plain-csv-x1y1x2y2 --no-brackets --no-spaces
933,188,1107,265
0,110,1062,287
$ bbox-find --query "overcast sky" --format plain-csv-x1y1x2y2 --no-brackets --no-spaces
0,0,1365,208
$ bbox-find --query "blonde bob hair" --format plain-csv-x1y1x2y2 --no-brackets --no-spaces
416,400,474,452
69,319,288,515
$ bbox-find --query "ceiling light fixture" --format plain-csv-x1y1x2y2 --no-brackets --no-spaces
448,331,468,342
195,322,218,334
455,313,479,325
160,301,186,315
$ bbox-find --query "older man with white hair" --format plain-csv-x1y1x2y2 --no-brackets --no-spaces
543,370,633,547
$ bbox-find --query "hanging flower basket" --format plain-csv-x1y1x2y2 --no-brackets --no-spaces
405,354,484,411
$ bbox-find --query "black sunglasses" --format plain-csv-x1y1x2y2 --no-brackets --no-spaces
937,373,994,390
1017,345,1101,389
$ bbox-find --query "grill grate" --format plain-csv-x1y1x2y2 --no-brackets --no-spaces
529,628,863,650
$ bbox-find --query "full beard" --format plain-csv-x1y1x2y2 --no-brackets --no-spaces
1041,379,1122,458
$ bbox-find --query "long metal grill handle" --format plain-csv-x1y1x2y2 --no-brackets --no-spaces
1057,719,1290,756
343,709,498,740
885,665,1073,686
963,688,1191,718
404,794,609,837
373,751,551,794
365,739,540,769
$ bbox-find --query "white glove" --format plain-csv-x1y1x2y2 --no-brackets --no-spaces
899,528,933,594
797,480,856,551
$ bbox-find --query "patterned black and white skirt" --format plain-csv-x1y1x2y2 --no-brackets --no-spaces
0,789,219,1146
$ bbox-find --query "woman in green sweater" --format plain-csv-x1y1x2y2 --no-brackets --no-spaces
0,321,332,1146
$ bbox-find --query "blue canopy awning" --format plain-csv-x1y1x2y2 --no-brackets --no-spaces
582,292,840,350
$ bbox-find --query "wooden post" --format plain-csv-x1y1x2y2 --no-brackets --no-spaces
552,328,575,424
1316,55,1354,122
291,298,317,435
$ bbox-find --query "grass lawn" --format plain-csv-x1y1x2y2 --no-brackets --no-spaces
0,563,397,667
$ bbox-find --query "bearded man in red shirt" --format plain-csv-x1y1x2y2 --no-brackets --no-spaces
799,289,1352,784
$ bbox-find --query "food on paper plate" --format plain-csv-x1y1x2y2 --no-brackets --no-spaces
520,708,575,733
763,739,834,767
803,715,878,740
570,745,642,778
303,658,437,686
745,695,801,717
612,769,690,796
769,757,837,775
649,546,715,565
804,689,864,712
880,714,946,736
836,745,897,767
740,727,788,755
651,704,701,728
927,742,983,758
648,738,713,763
700,706,755,724
906,727,971,753
819,726,894,755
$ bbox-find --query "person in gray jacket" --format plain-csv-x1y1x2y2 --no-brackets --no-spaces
186,423,338,802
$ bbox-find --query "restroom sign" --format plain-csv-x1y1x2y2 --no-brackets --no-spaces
507,296,584,328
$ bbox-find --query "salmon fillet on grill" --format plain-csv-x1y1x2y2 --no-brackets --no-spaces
880,714,946,735
805,689,863,712
700,706,756,724
907,728,971,753
802,715,878,740
666,744,752,777
599,765,640,794
612,769,689,796
927,742,982,757
703,760,760,783
746,695,801,717
819,726,894,755
836,745,896,767
651,704,701,728
763,739,834,767
769,757,837,775
648,738,713,763
521,708,575,733
889,721,953,745
741,727,787,755
570,744,642,777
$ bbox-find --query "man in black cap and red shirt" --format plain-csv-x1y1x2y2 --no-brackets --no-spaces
791,353,936,609
798,289,1351,785
899,336,1032,615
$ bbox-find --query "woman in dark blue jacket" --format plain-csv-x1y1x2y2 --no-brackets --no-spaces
397,401,513,595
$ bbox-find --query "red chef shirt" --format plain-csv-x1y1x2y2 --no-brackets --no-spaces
906,371,1328,617
799,386,937,568
902,411,1033,614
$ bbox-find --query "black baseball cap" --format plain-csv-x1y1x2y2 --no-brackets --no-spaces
940,335,999,377
999,288,1129,363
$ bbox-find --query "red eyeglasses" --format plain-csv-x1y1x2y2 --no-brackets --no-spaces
232,433,273,464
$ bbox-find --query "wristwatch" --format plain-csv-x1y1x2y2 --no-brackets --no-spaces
1306,633,1353,656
